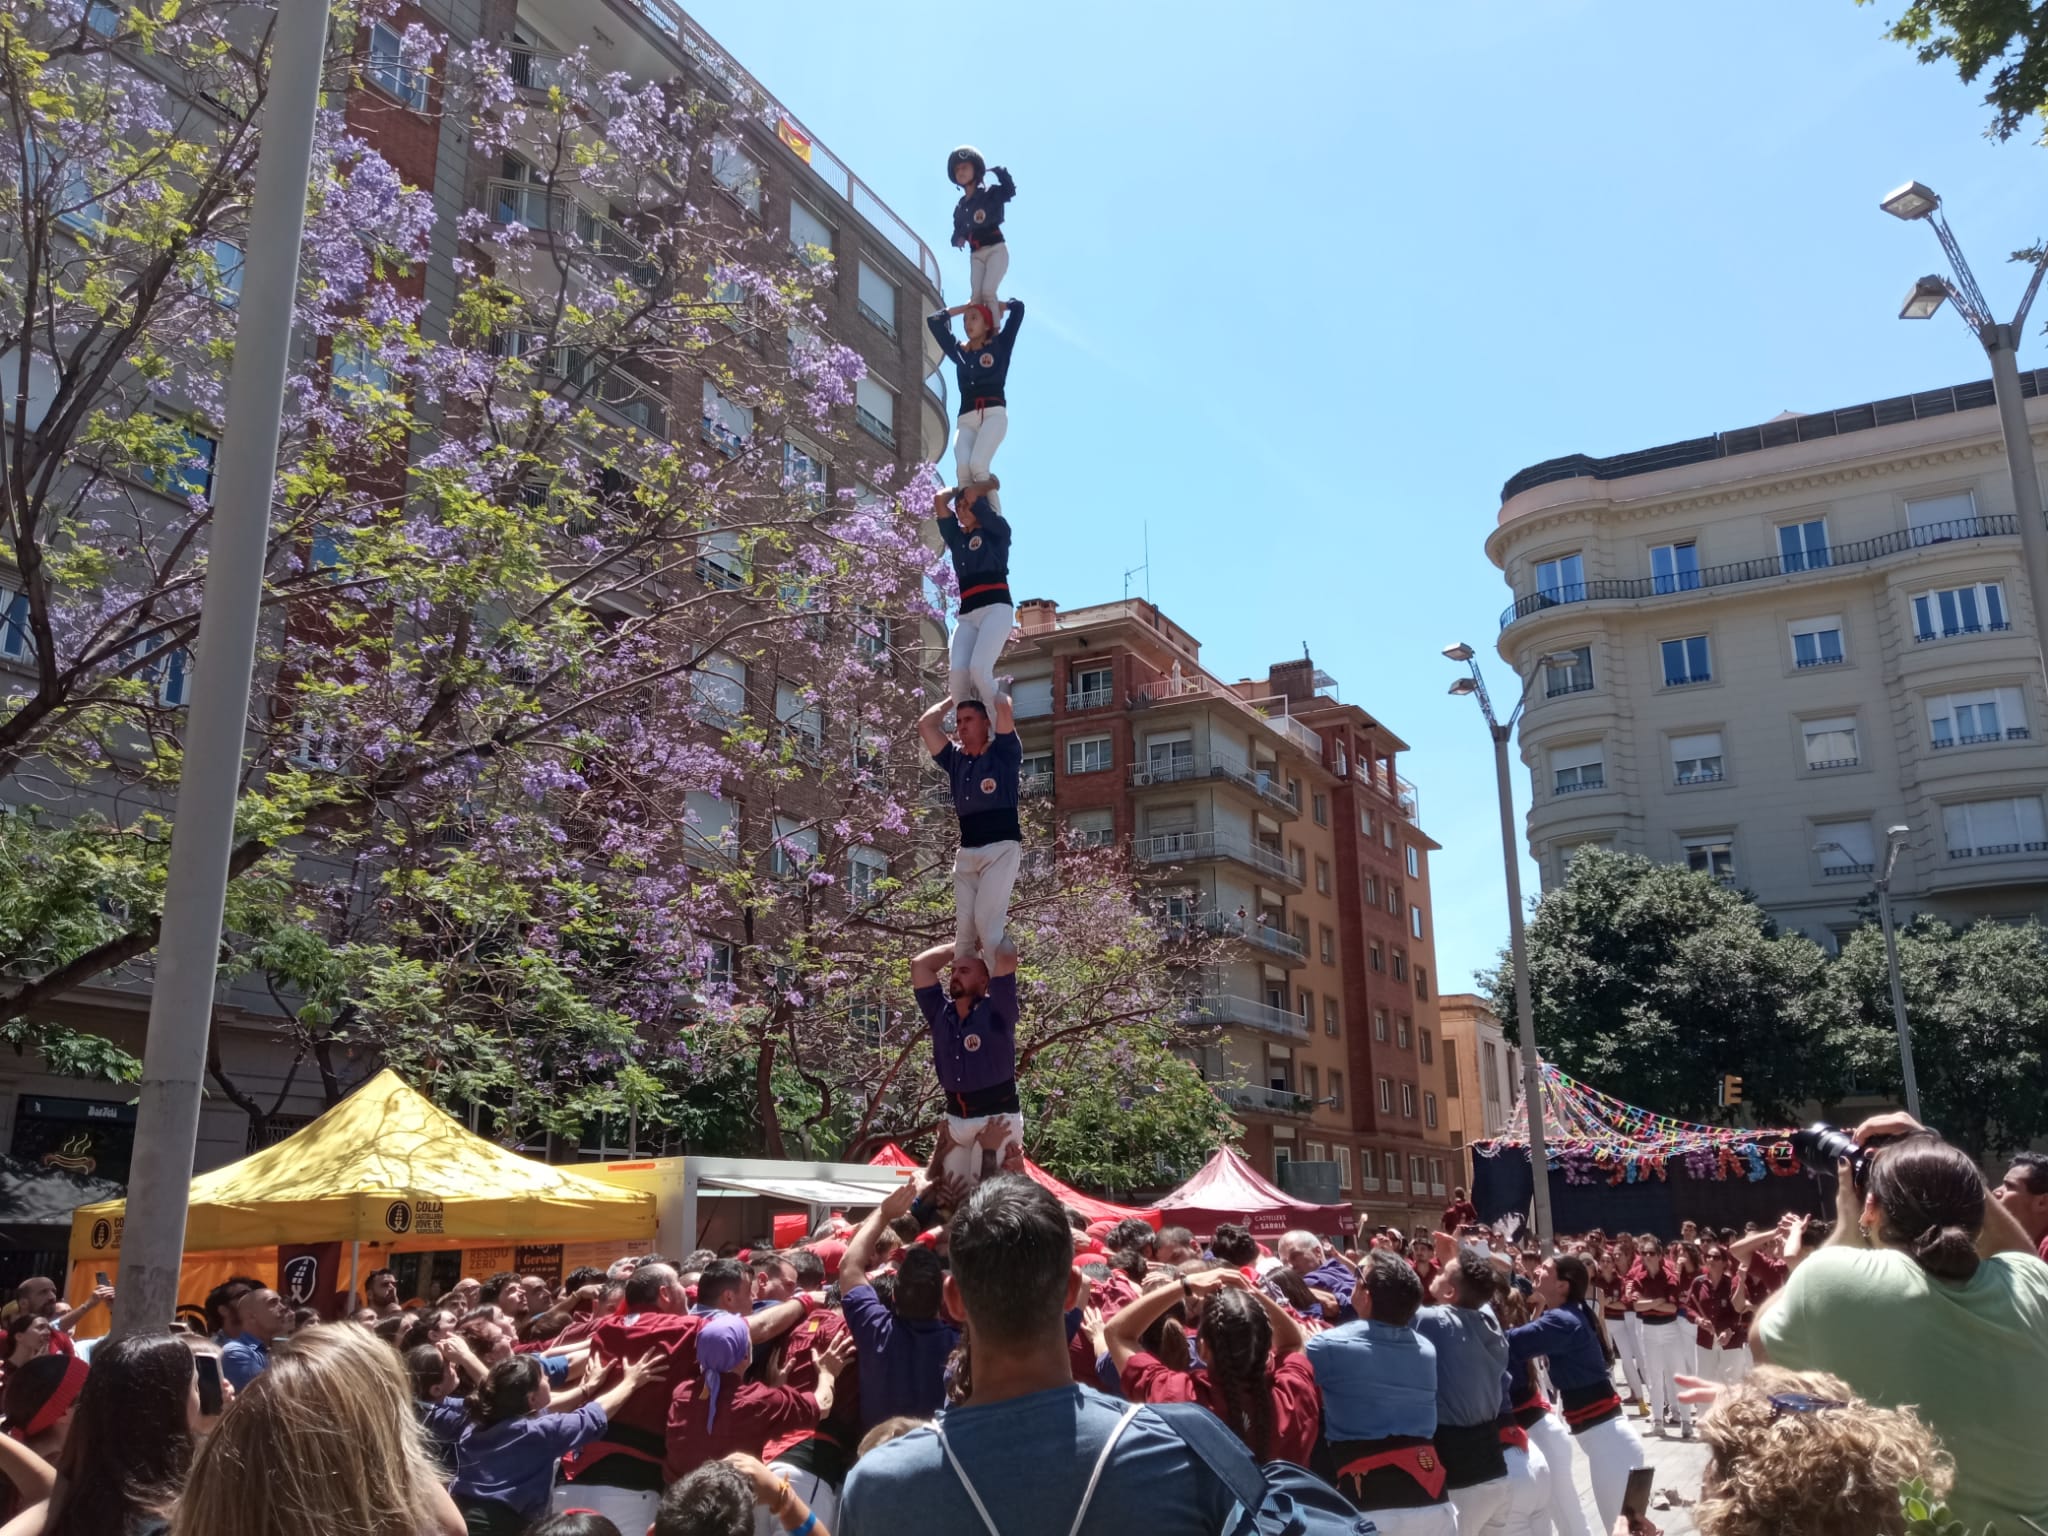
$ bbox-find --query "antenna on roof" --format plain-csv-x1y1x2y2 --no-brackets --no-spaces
1123,523,1151,603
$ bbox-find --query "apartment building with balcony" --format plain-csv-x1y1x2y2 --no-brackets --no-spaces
1002,599,1457,1231
0,0,945,1245
1488,371,2048,945
1438,993,1518,1186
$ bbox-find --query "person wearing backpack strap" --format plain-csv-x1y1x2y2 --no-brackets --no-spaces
836,1177,1371,1536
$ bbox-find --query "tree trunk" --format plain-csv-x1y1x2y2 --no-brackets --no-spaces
754,1036,785,1158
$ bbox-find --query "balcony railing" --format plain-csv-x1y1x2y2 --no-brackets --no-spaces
1554,776,1605,795
1947,840,2048,860
484,179,654,281
1129,750,1299,815
1501,514,2019,629
1821,860,1875,877
1068,684,1114,712
1931,727,2031,749
1214,1083,1313,1117
1180,994,1309,1040
1019,769,1054,797
1191,913,1309,962
855,406,893,445
1135,829,1301,886
1914,621,2013,644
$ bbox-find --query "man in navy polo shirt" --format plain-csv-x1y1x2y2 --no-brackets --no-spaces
910,935,1021,1193
916,685,1020,962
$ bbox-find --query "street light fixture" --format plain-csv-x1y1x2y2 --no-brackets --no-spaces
1879,181,2048,689
1442,643,1584,1254
1816,826,1922,1120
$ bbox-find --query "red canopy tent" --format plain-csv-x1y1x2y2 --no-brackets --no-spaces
1152,1146,1355,1240
865,1144,1158,1228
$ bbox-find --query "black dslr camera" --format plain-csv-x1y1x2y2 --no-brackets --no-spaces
1788,1123,1920,1189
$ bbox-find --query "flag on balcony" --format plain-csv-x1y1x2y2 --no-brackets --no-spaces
776,118,813,163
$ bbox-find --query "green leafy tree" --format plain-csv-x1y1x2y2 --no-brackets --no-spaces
1860,0,2048,143
1020,1024,1238,1198
1813,914,2048,1158
1481,850,1839,1122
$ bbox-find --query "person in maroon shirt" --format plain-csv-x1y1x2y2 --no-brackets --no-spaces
1102,1268,1323,1467
1685,1246,1753,1386
663,1312,853,1481
1442,1189,1480,1233
1624,1238,1692,1438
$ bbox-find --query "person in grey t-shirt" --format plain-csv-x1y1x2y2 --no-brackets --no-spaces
836,1177,1248,1536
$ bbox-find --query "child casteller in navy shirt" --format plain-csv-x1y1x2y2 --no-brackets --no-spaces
946,145,1015,312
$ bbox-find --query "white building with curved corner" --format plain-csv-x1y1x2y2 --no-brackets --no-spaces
1487,370,2048,948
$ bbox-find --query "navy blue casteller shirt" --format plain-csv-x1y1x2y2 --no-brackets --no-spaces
950,165,1016,250
927,299,1024,412
936,503,1012,615
933,729,1022,848
840,1284,959,1431
915,973,1019,1095
1506,1303,1609,1391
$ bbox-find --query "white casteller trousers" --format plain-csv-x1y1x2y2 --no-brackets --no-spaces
1350,1505,1458,1536
948,602,1013,712
1612,1312,1651,1407
953,838,1020,959
953,404,1008,494
970,241,1008,311
1525,1413,1595,1536
1450,1475,1509,1536
1636,1319,1693,1432
1490,1442,1553,1536
1575,1414,1648,1535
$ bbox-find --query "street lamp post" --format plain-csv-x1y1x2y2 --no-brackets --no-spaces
1881,181,2048,685
1443,643,1582,1255
1820,826,1923,1121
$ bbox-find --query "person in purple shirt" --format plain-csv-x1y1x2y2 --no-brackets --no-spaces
911,934,1022,1192
837,1176,961,1430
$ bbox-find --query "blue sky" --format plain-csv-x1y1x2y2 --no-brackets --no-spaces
689,0,2046,992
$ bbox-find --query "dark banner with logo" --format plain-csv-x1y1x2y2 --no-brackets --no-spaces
277,1242,349,1320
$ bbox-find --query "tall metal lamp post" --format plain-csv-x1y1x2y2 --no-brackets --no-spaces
1443,643,1582,1254
1815,825,1922,1120
1880,181,2048,684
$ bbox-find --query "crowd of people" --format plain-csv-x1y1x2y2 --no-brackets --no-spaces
0,1112,2041,1535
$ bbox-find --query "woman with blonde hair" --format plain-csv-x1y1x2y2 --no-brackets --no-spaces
169,1323,464,1536
1689,1366,1949,1536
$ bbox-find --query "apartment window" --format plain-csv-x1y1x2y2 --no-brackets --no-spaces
1389,882,1403,916
208,239,244,307
1778,518,1829,572
847,846,888,904
1319,925,1335,963
1364,874,1377,904
702,940,736,993
366,21,428,109
1359,1147,1380,1190
692,651,746,724
1305,1140,1326,1166
1314,857,1331,895
782,439,825,507
709,135,761,212
1286,776,1302,809
1544,645,1593,698
1410,1153,1428,1188
1942,796,2048,860
697,527,750,589
123,636,191,707
1392,950,1407,982
1535,551,1585,605
1312,791,1328,826
1415,966,1429,1001
774,680,821,756
1424,1091,1439,1129
1482,1040,1501,1103
1401,1083,1417,1119
1406,844,1421,879
1430,1157,1447,1195
144,418,217,500
1067,807,1114,847
1374,1008,1388,1042
1066,734,1113,775
1912,582,2007,642
1419,1029,1433,1065
1335,1145,1353,1191
1019,751,1054,792
1814,819,1876,877
330,337,391,397
1386,1152,1405,1191
1361,808,1374,839
1790,615,1845,669
1907,490,1982,545
1301,1065,1319,1105
1929,687,2028,748
0,585,30,662
854,376,894,445
1661,635,1712,687
1397,1016,1411,1050
701,380,753,455
1324,998,1340,1037
1329,1070,1343,1110
1409,904,1424,939
1070,664,1113,710
682,791,736,864
1803,715,1860,771
1551,741,1606,795
1273,1145,1292,1180
1671,730,1725,785
1383,818,1395,849
1684,835,1736,881
1144,731,1193,780
856,260,896,335
788,198,833,265
1651,540,1701,594
1143,804,1196,853
1369,941,1383,973
1377,1076,1393,1112
770,816,819,876
854,608,891,664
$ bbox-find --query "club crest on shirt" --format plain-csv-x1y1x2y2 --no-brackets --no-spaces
968,535,983,550
973,208,987,223
963,1033,983,1052
979,352,994,366
979,777,996,794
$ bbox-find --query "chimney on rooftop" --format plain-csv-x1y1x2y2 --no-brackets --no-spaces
1016,598,1058,636
1267,656,1315,703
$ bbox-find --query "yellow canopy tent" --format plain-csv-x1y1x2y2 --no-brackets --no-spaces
67,1069,655,1320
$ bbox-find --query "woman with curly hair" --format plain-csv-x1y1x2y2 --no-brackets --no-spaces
1691,1367,1949,1536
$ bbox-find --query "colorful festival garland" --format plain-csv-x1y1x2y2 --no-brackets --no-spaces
1473,1065,1807,1187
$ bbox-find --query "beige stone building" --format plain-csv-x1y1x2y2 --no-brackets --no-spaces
1437,993,1518,1186
1487,370,2048,946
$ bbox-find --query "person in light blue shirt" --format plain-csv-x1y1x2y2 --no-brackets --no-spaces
220,1286,289,1390
1413,1251,1511,1535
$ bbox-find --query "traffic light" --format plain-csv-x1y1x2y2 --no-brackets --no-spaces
1719,1074,1743,1108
